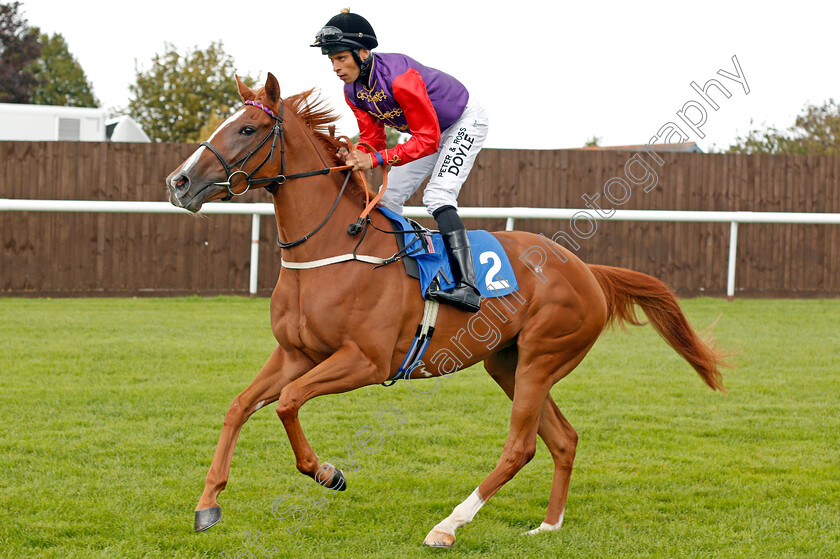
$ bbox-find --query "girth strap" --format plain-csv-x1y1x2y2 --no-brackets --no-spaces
382,299,440,386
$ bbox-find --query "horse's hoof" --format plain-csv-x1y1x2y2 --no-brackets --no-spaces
327,467,347,491
423,528,456,548
194,506,222,532
318,462,347,491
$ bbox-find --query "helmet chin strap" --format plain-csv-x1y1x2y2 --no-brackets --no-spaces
354,50,373,83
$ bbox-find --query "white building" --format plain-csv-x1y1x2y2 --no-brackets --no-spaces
0,103,151,142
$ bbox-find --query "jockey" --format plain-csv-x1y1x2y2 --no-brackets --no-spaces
311,9,489,313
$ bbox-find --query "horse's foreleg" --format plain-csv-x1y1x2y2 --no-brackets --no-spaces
275,342,380,489
195,345,311,531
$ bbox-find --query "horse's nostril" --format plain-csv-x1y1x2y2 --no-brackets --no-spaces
172,174,190,192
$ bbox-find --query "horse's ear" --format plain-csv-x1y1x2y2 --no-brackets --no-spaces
236,75,255,102
264,73,281,108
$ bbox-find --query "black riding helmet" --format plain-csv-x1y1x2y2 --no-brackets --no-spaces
311,10,378,68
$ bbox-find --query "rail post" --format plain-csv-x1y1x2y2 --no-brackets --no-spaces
249,213,261,296
726,221,739,301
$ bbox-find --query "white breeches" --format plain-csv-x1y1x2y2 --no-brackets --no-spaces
379,100,489,216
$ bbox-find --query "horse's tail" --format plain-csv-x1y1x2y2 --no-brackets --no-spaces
588,264,729,392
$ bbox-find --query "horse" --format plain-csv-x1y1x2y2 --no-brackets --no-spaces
165,73,728,548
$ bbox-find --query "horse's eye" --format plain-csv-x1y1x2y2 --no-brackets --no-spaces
240,126,256,136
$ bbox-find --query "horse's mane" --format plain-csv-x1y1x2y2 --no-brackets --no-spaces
282,89,371,204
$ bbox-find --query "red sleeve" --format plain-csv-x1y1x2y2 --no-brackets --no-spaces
375,69,441,167
345,92,387,153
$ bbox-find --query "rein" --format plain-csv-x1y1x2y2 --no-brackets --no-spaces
276,170,352,249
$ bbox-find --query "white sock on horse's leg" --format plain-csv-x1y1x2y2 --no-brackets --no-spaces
436,487,485,533
424,487,485,546
524,510,565,535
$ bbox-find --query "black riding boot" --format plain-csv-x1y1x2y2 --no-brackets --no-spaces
427,228,481,313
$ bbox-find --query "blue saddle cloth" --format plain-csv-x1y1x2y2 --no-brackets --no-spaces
377,206,519,299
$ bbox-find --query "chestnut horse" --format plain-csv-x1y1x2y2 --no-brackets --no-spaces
165,73,727,547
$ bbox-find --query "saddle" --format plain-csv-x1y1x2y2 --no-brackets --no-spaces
387,213,425,281
376,206,518,301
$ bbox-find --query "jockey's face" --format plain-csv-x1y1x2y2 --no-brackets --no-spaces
328,49,370,84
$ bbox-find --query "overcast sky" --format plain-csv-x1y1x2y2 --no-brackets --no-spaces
18,1,840,151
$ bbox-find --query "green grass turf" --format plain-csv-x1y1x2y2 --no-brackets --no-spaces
0,297,838,558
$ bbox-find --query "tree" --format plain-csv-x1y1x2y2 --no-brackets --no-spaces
29,32,98,107
584,135,601,147
0,1,40,103
127,41,256,143
728,99,840,155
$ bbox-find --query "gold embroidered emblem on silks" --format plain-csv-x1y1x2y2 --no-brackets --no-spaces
366,108,407,131
369,108,404,121
356,89,408,131
356,90,388,103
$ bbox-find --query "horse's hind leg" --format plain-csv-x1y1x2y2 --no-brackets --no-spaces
483,347,578,534
195,345,311,531
424,344,590,548
526,397,577,534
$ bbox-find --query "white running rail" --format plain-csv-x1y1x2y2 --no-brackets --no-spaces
3,199,840,298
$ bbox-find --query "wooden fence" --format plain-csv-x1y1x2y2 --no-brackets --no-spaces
1,141,838,297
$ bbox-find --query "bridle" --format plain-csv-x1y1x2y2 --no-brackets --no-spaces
198,98,387,248
199,99,356,248
200,99,338,201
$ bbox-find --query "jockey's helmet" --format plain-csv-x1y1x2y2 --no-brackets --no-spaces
311,10,378,55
